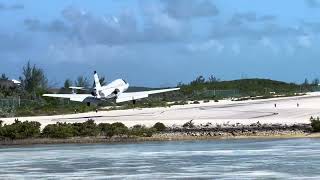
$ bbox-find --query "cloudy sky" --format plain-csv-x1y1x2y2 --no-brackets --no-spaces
1,0,320,87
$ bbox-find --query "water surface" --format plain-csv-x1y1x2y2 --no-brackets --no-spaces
0,138,320,179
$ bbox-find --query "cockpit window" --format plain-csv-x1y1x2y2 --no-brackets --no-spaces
122,79,127,84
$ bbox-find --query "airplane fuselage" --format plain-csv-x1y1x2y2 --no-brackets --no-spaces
93,79,129,99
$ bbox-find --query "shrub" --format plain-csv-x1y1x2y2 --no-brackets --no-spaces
0,106,15,118
111,122,127,129
310,116,320,132
182,120,195,128
98,123,112,136
193,101,200,104
172,101,188,105
0,119,41,139
112,122,129,137
72,119,99,137
42,122,75,138
130,125,155,137
153,122,166,132
100,122,129,137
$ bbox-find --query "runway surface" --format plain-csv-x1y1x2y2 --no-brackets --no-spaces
2,93,320,127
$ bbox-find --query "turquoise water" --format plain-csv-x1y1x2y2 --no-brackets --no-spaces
0,138,320,179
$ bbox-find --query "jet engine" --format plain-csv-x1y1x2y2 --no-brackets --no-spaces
113,89,120,95
91,90,97,97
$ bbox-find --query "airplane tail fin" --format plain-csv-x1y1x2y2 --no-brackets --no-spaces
94,71,102,90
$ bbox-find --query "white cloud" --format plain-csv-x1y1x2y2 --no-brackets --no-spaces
297,35,312,48
46,42,126,63
187,39,224,52
259,37,279,54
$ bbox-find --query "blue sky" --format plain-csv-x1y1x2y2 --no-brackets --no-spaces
1,0,320,87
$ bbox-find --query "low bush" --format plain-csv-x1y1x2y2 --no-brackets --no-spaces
153,122,166,132
104,122,129,137
42,122,75,138
0,119,41,139
98,123,112,136
310,116,320,132
72,119,99,137
112,122,129,136
172,101,188,105
130,125,155,137
182,120,195,128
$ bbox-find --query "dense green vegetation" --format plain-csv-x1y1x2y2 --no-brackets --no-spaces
0,120,166,140
0,119,41,139
178,77,315,99
310,116,320,132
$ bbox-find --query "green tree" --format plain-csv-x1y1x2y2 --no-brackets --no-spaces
177,81,184,87
0,73,8,80
75,76,90,88
208,75,219,83
59,79,73,93
64,79,72,89
20,61,48,96
312,78,320,86
303,78,309,86
311,116,320,132
191,75,206,85
99,76,107,86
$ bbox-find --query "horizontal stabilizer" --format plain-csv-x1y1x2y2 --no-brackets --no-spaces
69,86,85,90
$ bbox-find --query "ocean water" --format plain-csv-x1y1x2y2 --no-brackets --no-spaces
0,138,320,179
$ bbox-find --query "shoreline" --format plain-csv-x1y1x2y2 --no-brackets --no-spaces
1,133,319,147
0,124,318,146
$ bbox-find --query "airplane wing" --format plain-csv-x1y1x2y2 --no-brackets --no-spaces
43,94,93,102
116,88,180,103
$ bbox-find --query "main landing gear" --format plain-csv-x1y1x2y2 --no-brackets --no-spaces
86,102,98,113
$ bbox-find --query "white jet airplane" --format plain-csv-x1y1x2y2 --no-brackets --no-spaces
43,71,180,106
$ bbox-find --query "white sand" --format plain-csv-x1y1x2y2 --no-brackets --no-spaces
2,92,320,128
